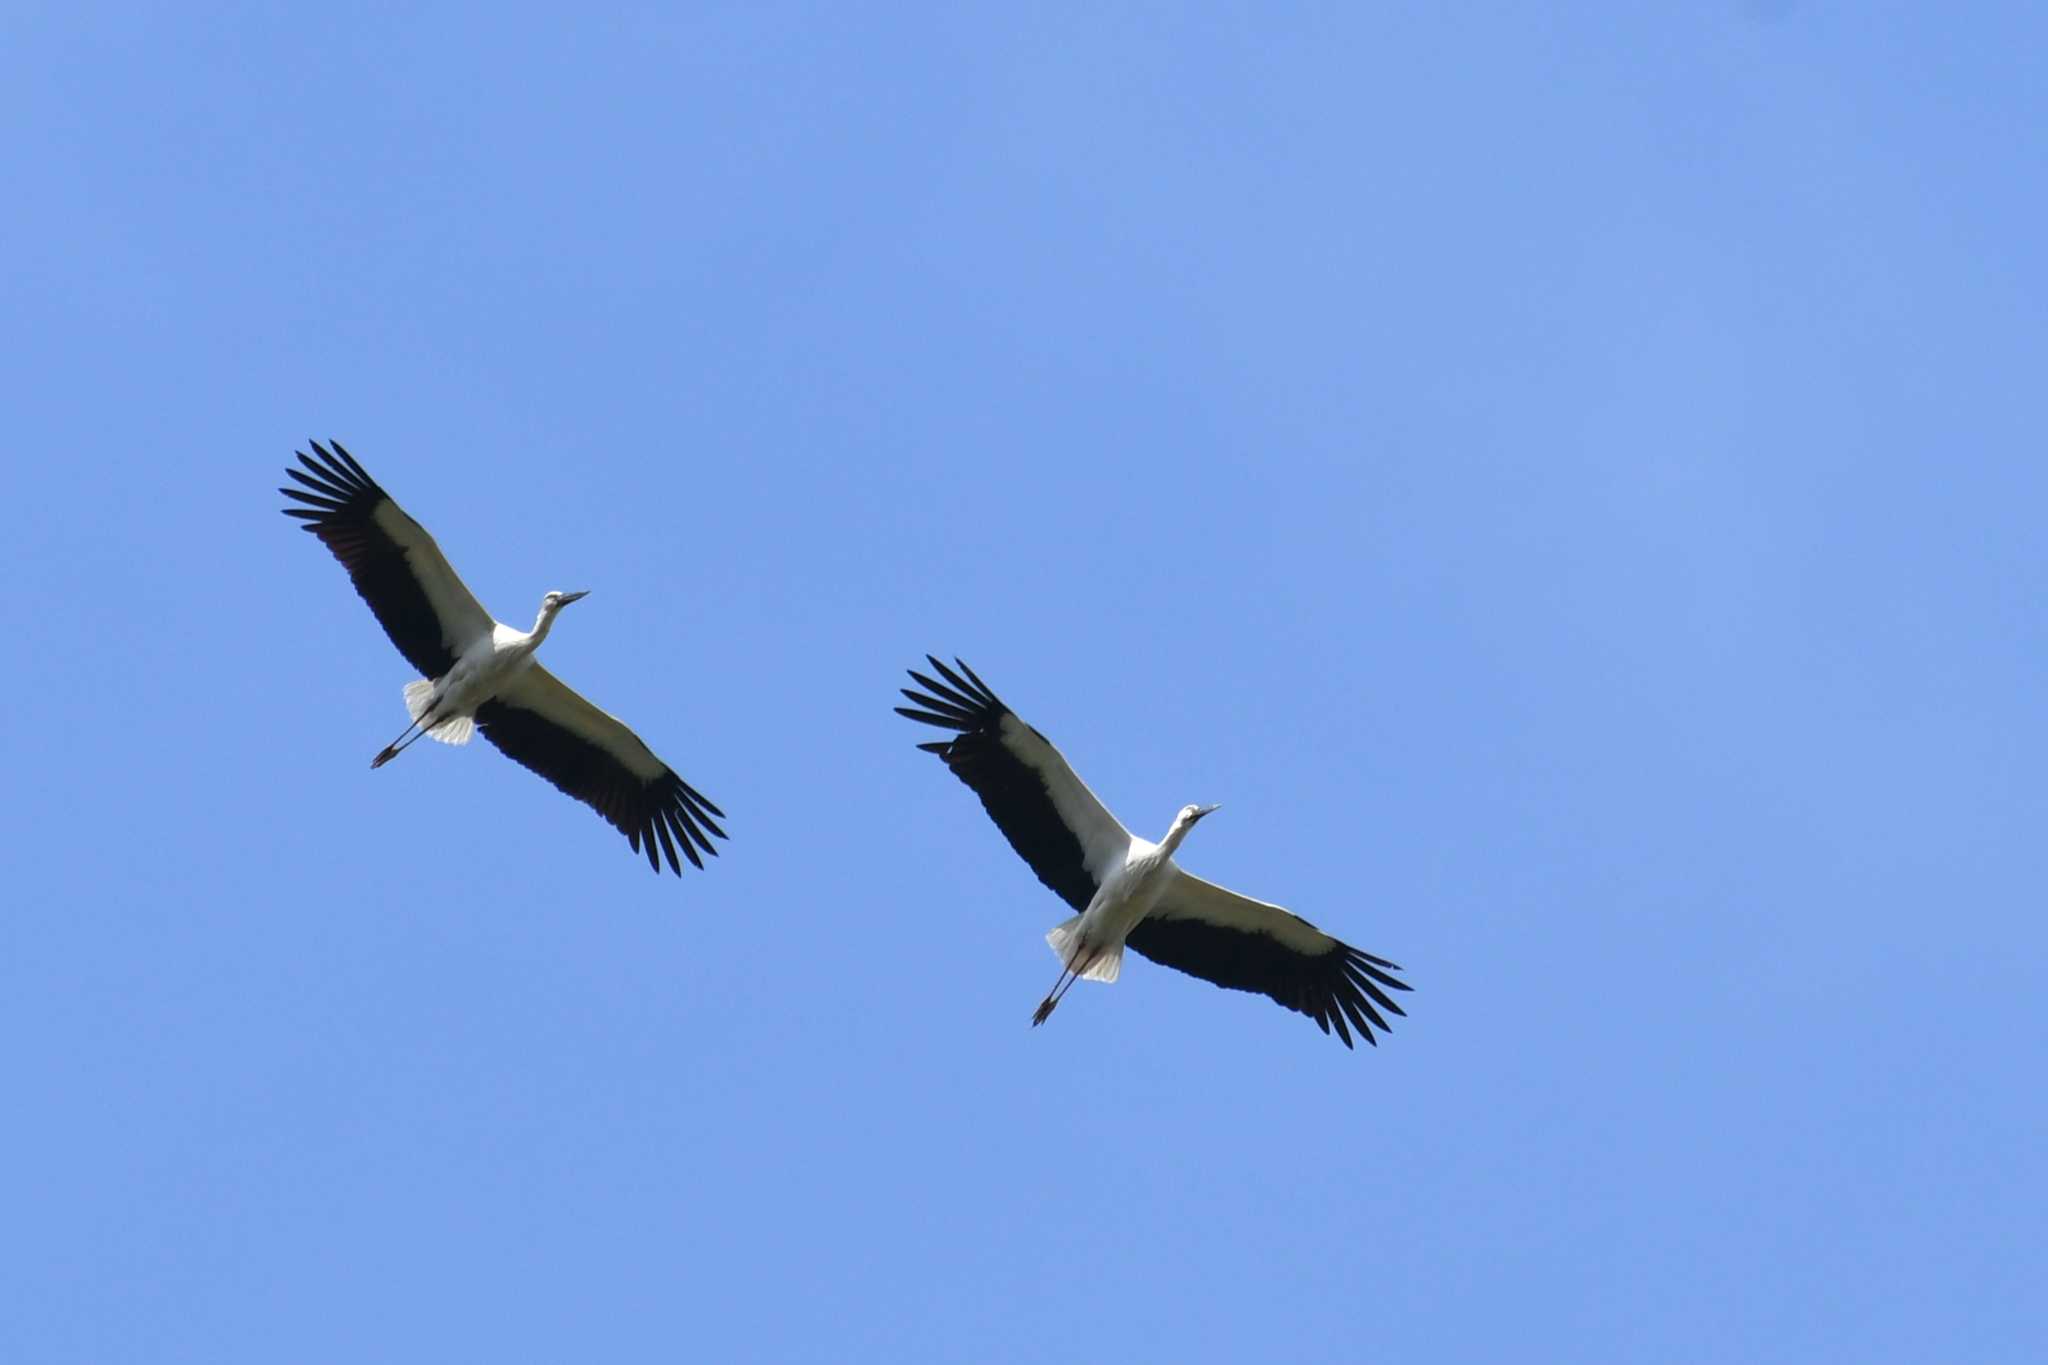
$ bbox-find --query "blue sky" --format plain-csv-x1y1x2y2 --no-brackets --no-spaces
5,3,2044,1360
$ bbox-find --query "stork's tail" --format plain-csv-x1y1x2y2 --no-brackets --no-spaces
372,681,469,768
403,679,475,746
1046,916,1123,983
403,679,435,722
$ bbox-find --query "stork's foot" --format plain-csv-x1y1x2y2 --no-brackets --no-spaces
1031,997,1058,1027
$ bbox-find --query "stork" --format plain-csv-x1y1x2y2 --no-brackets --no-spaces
897,657,1410,1047
280,440,725,875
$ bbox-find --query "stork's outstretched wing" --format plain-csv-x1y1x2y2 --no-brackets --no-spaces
897,656,1132,911
477,665,726,875
280,441,493,678
1136,871,1410,1048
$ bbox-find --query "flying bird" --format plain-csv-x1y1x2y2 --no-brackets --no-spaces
280,440,725,875
897,657,1409,1047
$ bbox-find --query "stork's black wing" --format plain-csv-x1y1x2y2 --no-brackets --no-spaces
896,657,1132,912
280,440,492,679
1135,871,1411,1048
476,665,726,875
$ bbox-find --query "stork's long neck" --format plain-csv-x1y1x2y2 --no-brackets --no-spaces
1157,817,1196,858
528,602,564,645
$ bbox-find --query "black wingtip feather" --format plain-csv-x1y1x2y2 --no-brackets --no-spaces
681,782,726,822
651,814,681,875
896,706,969,730
951,656,1000,701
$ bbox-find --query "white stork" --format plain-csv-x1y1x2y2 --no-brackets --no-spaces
281,440,726,875
897,657,1410,1047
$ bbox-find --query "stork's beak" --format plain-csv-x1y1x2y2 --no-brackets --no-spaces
559,590,590,605
1192,804,1221,822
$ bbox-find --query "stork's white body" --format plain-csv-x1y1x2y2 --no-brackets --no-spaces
1048,816,1202,985
403,604,567,752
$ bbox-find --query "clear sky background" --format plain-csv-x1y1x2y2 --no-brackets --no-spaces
4,4,2043,1361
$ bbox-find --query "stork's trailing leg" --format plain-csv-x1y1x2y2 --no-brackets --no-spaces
1031,947,1096,1027
371,720,428,768
372,678,475,767
1031,975,1068,1027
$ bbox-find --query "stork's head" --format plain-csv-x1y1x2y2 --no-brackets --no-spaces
1159,802,1219,854
542,589,590,614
